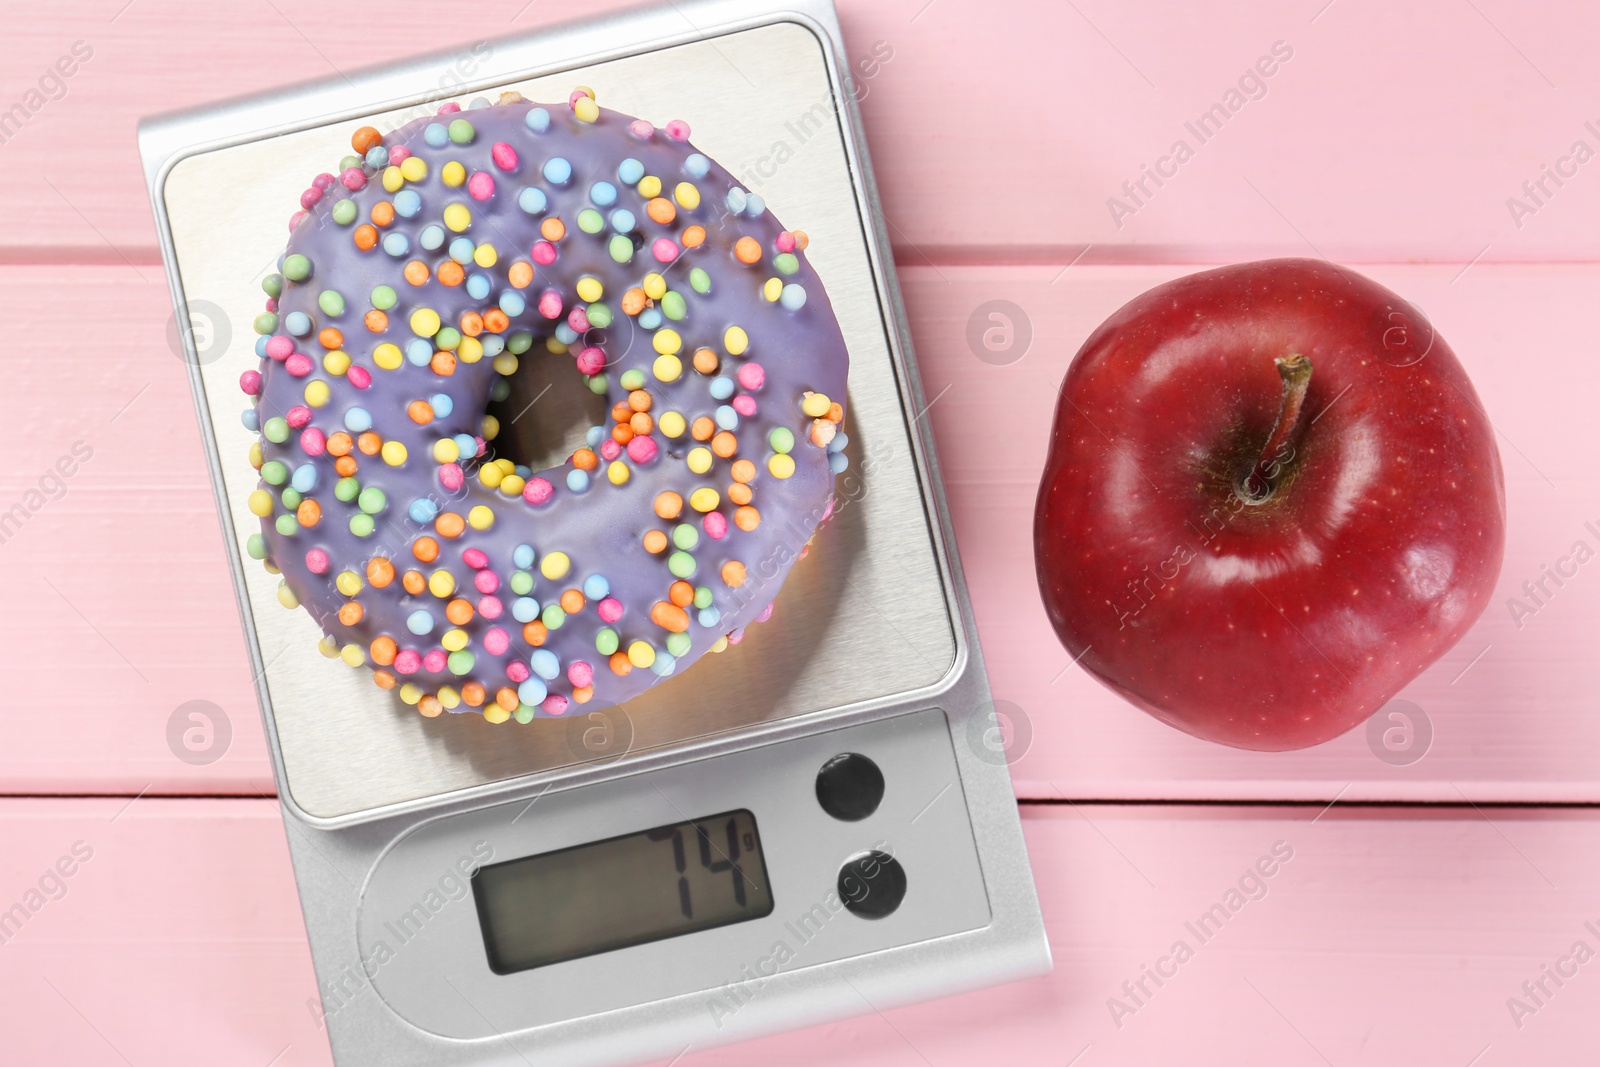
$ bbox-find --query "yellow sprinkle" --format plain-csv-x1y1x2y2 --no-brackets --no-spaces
442,160,467,187
638,175,662,199
575,97,600,123
541,551,571,580
709,635,728,654
399,157,428,183
687,447,713,474
607,461,630,486
627,640,656,668
429,570,457,598
495,458,515,473
322,350,351,375
248,442,263,469
399,683,423,705
317,635,340,658
468,505,495,530
304,380,331,407
335,571,363,596
443,203,472,232
492,352,519,376
689,487,720,512
441,628,469,652
483,704,511,724
725,325,749,355
659,411,686,438
374,342,404,370
547,338,569,355
674,182,701,209
479,463,504,488
473,243,498,268
768,453,796,479
247,489,274,517
643,273,668,300
437,686,461,710
653,328,682,355
501,475,526,496
482,414,500,440
340,643,366,667
576,276,604,302
277,582,299,610
382,166,404,193
409,308,441,337
763,278,782,302
382,440,408,466
653,354,683,382
458,336,483,363
802,392,832,417
433,438,460,463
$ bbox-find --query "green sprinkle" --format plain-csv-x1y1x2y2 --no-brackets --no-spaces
263,417,290,444
338,154,362,172
541,604,566,630
349,513,375,537
666,631,692,657
508,331,534,355
769,427,795,454
246,533,268,559
510,571,534,595
279,487,302,510
586,302,613,328
262,274,284,298
371,285,397,310
577,208,604,233
448,651,476,676
595,627,619,655
275,514,298,536
690,267,711,294
609,233,634,263
357,487,387,515
282,254,311,282
586,374,608,394
693,586,713,609
774,252,799,275
435,326,461,351
318,290,346,316
672,523,699,550
334,477,360,503
253,312,279,335
661,291,687,321
620,368,646,390
667,551,696,579
514,704,536,723
448,118,475,144
260,460,288,485
331,199,358,226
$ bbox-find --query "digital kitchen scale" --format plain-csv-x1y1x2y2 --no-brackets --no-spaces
139,1,1049,1063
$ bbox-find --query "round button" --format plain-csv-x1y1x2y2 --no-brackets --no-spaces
837,850,906,919
815,752,885,821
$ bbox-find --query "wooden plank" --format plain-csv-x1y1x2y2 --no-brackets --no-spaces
1,800,1595,1064
2,262,1595,800
5,0,1600,259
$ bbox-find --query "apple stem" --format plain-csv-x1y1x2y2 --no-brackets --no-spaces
1239,353,1313,504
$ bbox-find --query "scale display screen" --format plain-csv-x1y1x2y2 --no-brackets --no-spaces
473,809,774,973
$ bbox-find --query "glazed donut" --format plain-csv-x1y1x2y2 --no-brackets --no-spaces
240,88,850,722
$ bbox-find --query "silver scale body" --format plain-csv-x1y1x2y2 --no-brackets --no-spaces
139,2,1050,1063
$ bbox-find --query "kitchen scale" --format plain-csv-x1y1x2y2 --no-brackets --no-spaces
139,0,1049,1063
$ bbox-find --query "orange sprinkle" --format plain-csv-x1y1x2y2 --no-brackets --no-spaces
523,621,549,646
646,197,676,225
418,695,443,718
438,261,465,287
791,229,809,250
366,558,395,587
622,288,648,316
612,401,634,423
693,348,718,375
642,530,669,554
507,261,534,288
412,536,439,563
609,651,633,676
559,589,585,613
721,560,748,587
462,681,486,707
731,459,757,484
351,126,382,154
827,402,844,423
296,499,322,527
682,225,705,248
728,482,752,506
655,492,683,519
364,309,389,333
402,570,427,595
650,601,690,632
628,389,653,412
540,217,566,241
611,424,634,445
573,685,594,704
691,416,715,441
370,635,397,665
354,224,378,251
435,512,466,538
711,430,738,458
572,448,599,471
317,327,343,350
734,236,761,264
407,400,434,424
669,580,695,607
459,311,484,337
629,412,654,436
734,505,761,531
372,669,397,690
334,454,359,478
404,260,431,286
430,350,457,376
338,601,364,626
357,431,382,456
371,201,395,227
327,432,354,457
495,687,520,711
483,308,509,333
445,599,475,625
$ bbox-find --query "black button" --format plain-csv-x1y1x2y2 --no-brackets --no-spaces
815,753,885,821
837,851,906,919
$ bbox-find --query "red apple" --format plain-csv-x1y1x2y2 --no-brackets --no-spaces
1034,259,1505,750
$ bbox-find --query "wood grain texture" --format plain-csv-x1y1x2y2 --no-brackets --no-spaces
2,801,1596,1066
4,0,1599,259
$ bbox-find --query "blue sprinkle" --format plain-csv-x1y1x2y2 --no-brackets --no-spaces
609,208,636,232
745,193,766,216
429,393,454,418
424,123,449,148
393,189,421,217
650,651,676,677
406,610,435,635
618,158,644,184
512,597,540,623
382,232,410,257
284,311,312,336
543,157,572,184
290,464,318,493
466,273,492,300
726,187,747,214
419,224,446,251
554,322,578,344
566,469,590,492
453,433,478,458
344,407,372,432
585,426,605,448
241,409,259,431
481,334,506,358
468,96,492,110
715,405,739,430
517,678,548,706
684,153,710,178
408,498,439,523
638,308,662,330
828,430,848,453
589,181,617,206
698,606,722,628
406,339,434,366
525,107,551,133
364,146,388,169
709,376,735,400
448,237,475,264
514,464,531,478
518,187,547,215
780,283,807,310
253,336,270,357
829,451,849,474
499,290,527,317
529,649,560,680
513,544,535,569
583,574,610,599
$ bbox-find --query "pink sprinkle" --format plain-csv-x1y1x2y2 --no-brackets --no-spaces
474,570,500,594
542,694,569,716
491,142,518,171
467,172,495,201
457,551,484,572
312,173,336,191
264,297,278,313
288,210,308,231
574,347,606,375
285,405,313,429
483,627,511,656
703,511,728,540
755,602,775,623
599,439,622,461
505,661,530,683
265,336,293,360
568,661,594,688
727,629,744,645
629,118,654,139
821,496,835,523
340,167,367,191
422,649,448,674
240,370,262,395
440,463,465,491
305,549,330,574
299,427,326,456
776,231,796,253
732,395,757,417
537,289,564,319
437,102,461,115
347,365,372,389
471,436,487,458
567,307,590,332
478,596,503,619
394,650,421,675
285,354,314,378
737,363,765,390
523,477,554,505
532,241,558,266
665,119,690,141
300,187,322,210
652,238,678,262
568,89,591,109
626,435,658,464
597,597,624,623
388,146,411,165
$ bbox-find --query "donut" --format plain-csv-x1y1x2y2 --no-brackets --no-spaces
239,88,850,723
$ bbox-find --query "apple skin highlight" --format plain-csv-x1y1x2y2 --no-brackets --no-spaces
1034,258,1506,751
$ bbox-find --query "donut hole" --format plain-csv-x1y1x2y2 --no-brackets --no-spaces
484,351,610,473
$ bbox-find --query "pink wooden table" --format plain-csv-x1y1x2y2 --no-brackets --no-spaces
4,0,1598,1062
